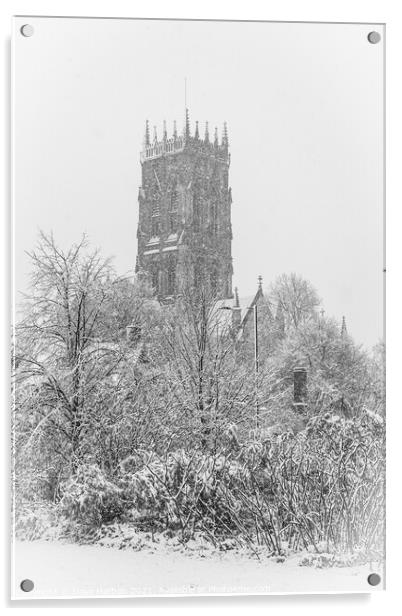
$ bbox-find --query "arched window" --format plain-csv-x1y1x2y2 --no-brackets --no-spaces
168,182,179,235
152,196,160,215
170,185,179,212
209,202,218,235
169,212,177,235
167,257,176,296
193,193,201,231
151,216,160,238
151,267,159,294
210,268,218,295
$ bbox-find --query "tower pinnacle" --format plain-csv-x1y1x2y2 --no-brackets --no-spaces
204,121,210,143
144,120,150,146
185,108,190,138
341,316,347,337
222,121,228,146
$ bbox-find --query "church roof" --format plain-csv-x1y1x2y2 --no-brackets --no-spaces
213,281,266,338
215,295,257,324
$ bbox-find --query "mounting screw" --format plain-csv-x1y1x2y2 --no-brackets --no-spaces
20,24,34,37
20,579,34,592
367,31,381,44
367,573,381,586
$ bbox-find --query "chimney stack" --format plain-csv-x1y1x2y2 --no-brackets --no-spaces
293,366,307,412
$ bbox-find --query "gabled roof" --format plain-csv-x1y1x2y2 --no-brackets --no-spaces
215,295,256,325
213,284,267,339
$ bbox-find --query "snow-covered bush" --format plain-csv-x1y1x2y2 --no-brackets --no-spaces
234,410,385,557
57,464,124,529
14,502,58,541
119,449,249,544
13,407,384,563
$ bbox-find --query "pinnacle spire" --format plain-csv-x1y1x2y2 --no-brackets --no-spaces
204,121,209,143
153,125,158,143
195,120,199,139
185,108,190,138
234,286,240,307
173,120,177,139
163,120,167,141
144,120,150,146
341,316,347,337
258,275,263,291
222,121,228,146
214,126,219,147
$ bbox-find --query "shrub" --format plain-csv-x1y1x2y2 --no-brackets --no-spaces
120,450,249,544
44,410,384,561
14,502,58,541
57,464,124,529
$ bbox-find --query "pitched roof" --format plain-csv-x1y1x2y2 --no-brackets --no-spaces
215,295,257,324
213,287,267,338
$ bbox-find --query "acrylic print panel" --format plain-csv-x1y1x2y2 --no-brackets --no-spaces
12,16,385,599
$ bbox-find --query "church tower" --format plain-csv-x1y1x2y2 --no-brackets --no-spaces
136,110,233,301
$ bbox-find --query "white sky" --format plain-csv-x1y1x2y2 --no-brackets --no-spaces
13,17,384,347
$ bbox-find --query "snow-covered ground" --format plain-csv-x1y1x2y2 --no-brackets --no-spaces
12,540,384,599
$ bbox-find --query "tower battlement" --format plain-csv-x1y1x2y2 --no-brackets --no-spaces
140,110,229,163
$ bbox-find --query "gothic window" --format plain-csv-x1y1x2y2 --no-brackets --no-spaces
167,182,179,235
209,202,218,235
170,185,179,212
151,216,160,237
193,193,201,231
151,268,159,293
169,212,177,235
152,197,160,215
194,257,208,289
167,257,176,296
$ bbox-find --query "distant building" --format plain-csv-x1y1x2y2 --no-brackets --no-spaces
136,109,233,301
215,276,285,345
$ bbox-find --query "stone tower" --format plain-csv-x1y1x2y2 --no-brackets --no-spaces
136,109,233,301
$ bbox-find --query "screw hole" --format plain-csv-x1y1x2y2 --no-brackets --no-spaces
20,579,34,592
367,31,381,44
367,573,381,586
20,24,34,37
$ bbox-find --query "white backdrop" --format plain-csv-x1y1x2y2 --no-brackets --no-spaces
1,0,401,614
